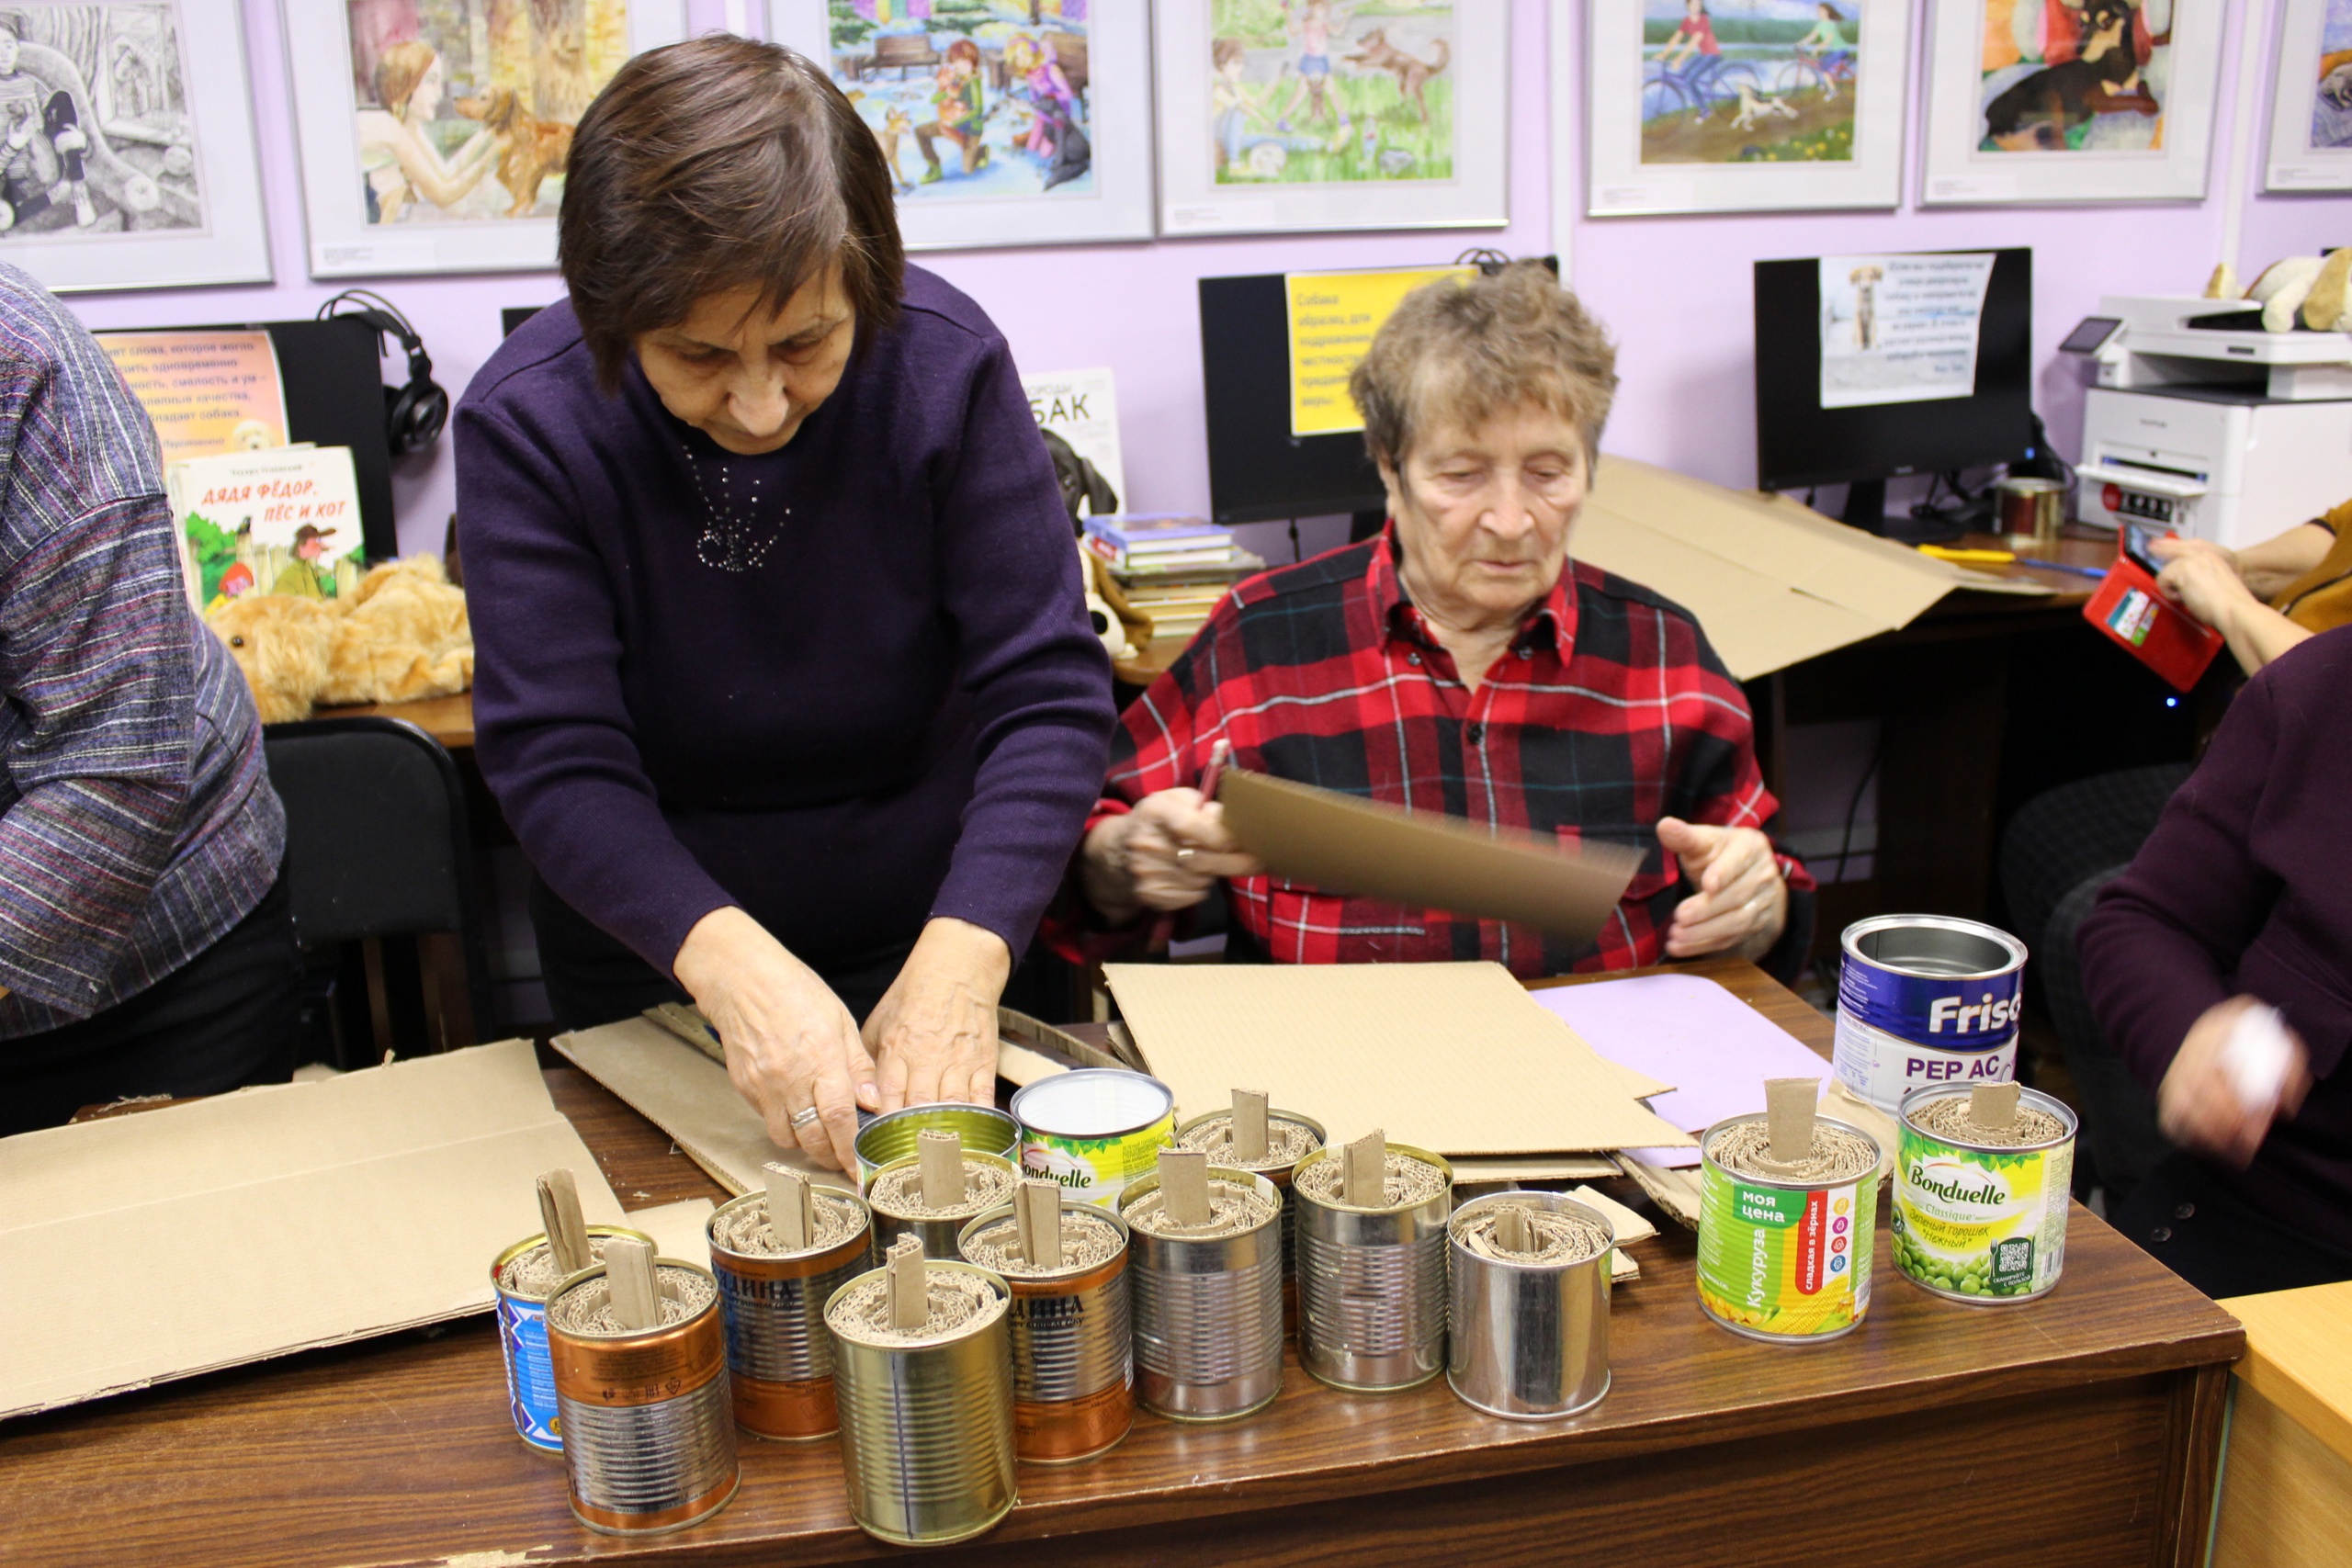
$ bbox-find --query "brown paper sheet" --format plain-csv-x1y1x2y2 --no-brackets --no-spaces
1216,768,1642,942
1449,1154,1623,1184
1102,961,1694,1156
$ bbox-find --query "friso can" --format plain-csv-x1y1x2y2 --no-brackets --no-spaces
490,1224,654,1454
1893,1085,2078,1304
1696,1112,1881,1345
1835,915,2029,1113
1012,1070,1176,1208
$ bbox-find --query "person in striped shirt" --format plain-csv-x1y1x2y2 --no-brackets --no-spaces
0,264,294,1134
1067,264,1811,977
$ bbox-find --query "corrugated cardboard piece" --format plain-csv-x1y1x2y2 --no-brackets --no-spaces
1573,457,2045,681
1216,768,1642,942
1102,962,1694,1156
0,1040,628,1421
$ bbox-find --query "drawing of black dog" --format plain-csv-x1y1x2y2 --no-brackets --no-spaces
1982,0,2154,150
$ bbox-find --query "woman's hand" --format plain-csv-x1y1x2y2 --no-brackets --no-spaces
2151,536,2258,631
2157,996,2312,1168
1080,788,1265,926
1657,817,1788,962
673,907,874,1172
863,918,1012,1111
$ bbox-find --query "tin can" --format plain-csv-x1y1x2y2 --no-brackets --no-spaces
854,1103,1020,1190
1119,1168,1285,1421
706,1188,872,1440
1893,1084,2078,1305
1292,1143,1453,1392
865,1149,1021,1263
1696,1112,1882,1345
957,1202,1134,1463
827,1260,1019,1547
1175,1107,1326,1334
1013,1070,1177,1209
1835,915,2030,1113
546,1259,739,1535
1446,1193,1613,1420
1998,476,2066,546
490,1224,654,1454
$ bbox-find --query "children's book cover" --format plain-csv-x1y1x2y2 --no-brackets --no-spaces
170,447,365,611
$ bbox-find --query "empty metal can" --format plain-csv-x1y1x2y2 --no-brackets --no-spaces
1292,1142,1453,1392
1174,1105,1327,1332
546,1258,739,1536
957,1201,1134,1463
490,1224,654,1454
865,1149,1021,1262
1012,1068,1177,1208
706,1187,872,1440
854,1103,1020,1190
1446,1192,1613,1419
827,1259,1019,1546
1118,1167,1284,1421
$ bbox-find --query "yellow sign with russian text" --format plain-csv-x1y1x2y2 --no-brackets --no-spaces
1285,266,1475,437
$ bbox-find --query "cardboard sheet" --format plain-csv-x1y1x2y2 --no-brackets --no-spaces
630,1200,718,1269
1102,961,1694,1156
1450,1154,1622,1185
1216,768,1642,942
0,1041,627,1422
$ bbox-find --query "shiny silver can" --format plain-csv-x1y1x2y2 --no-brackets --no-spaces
1446,1192,1613,1419
1118,1167,1284,1421
865,1148,1021,1263
957,1202,1134,1462
1292,1142,1453,1391
706,1188,871,1439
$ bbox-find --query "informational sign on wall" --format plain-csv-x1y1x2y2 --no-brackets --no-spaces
96,331,289,467
1284,265,1476,437
1817,253,1995,410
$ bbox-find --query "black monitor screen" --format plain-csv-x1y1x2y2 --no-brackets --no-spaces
1199,273,1390,526
1753,248,2033,494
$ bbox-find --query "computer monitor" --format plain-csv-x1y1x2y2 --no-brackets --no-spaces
1198,273,1390,527
1753,248,2034,541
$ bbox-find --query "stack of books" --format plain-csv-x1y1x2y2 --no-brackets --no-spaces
1082,515,1266,643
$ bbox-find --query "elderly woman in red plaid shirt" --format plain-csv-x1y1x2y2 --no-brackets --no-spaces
1070,263,1812,976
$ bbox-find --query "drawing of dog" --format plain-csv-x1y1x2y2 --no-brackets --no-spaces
453,87,573,218
2319,51,2352,111
876,104,915,192
1731,82,1797,131
1850,265,1883,350
1344,28,1450,122
1981,0,2153,151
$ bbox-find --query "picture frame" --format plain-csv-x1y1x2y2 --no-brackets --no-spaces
2264,0,2352,191
1155,0,1508,240
768,0,1153,250
1919,0,2222,206
1585,0,1910,217
0,2,271,293
284,0,687,279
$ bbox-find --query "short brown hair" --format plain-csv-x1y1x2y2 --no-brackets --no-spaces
1350,262,1618,469
560,36,905,391
375,40,436,113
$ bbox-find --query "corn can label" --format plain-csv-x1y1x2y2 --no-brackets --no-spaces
496,1291,562,1451
1022,1112,1175,1208
1697,1161,1874,1339
1893,1126,2074,1302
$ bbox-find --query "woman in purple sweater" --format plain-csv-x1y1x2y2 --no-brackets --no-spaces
455,39,1114,1172
2078,626,2352,1295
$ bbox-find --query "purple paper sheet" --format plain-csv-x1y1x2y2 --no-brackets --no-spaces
1533,973,1834,1168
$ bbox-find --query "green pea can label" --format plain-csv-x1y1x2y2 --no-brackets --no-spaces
1696,1124,1878,1345
1892,1086,2076,1305
1012,1070,1176,1209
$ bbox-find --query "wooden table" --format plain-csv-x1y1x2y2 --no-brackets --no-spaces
0,960,2241,1568
2211,1281,2352,1566
312,691,475,752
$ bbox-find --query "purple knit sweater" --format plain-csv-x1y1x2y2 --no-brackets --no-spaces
2078,626,2352,1254
454,268,1114,979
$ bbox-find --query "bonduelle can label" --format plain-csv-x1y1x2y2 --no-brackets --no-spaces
1834,915,2029,1112
1696,1115,1879,1344
1012,1069,1175,1208
1893,1085,2077,1305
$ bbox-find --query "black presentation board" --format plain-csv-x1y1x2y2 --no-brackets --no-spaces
1198,273,1389,526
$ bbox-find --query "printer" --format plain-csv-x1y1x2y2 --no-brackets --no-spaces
2070,295,2352,551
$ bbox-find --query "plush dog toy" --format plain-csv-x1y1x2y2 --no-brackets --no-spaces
206,555,473,724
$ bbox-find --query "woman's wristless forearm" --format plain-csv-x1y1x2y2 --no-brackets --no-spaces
1080,818,1143,927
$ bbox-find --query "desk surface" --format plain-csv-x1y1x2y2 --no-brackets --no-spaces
2221,1280,2352,1466
311,692,475,751
0,959,2240,1568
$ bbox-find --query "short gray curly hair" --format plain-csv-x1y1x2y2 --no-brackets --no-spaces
1349,261,1619,470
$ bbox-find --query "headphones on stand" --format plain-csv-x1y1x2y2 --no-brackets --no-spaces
317,289,447,457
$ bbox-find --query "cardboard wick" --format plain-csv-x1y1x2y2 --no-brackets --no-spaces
1344,1129,1387,1205
1159,1147,1213,1228
536,1167,592,1278
886,1234,929,1330
604,1235,661,1331
917,1129,964,1210
1231,1088,1271,1165
1971,1081,2022,1133
1494,1203,1532,1255
1765,1077,1819,1166
1014,1179,1064,1268
764,1161,812,1251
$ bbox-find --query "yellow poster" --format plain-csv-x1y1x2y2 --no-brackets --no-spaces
1285,266,1475,437
96,332,290,468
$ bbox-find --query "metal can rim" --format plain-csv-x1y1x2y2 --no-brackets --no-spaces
853,1102,1020,1168
1699,1111,1883,1191
1894,1082,2080,1153
1289,1141,1455,1215
1171,1108,1329,1172
1839,914,2028,981
1012,1068,1176,1140
707,1189,873,1271
1446,1190,1616,1271
1117,1166,1283,1246
491,1224,657,1304
545,1258,722,1344
823,1258,1012,1349
955,1201,1131,1286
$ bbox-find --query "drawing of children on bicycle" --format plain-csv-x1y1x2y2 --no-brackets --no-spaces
1641,0,1859,165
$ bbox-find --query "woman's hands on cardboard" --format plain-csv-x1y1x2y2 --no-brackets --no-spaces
862,917,1011,1112
1657,817,1788,962
1081,788,1265,925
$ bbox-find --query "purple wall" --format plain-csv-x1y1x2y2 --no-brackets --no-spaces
60,0,2352,558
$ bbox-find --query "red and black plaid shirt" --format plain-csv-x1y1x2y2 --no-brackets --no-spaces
1057,532,1811,976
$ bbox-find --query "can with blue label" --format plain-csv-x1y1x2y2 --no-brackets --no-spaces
492,1224,653,1453
1835,915,2029,1114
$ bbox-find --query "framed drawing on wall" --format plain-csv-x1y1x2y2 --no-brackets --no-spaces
2265,0,2352,190
0,2,270,292
1920,0,2222,205
1585,0,1911,217
768,0,1152,249
285,0,687,278
1155,0,1508,240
